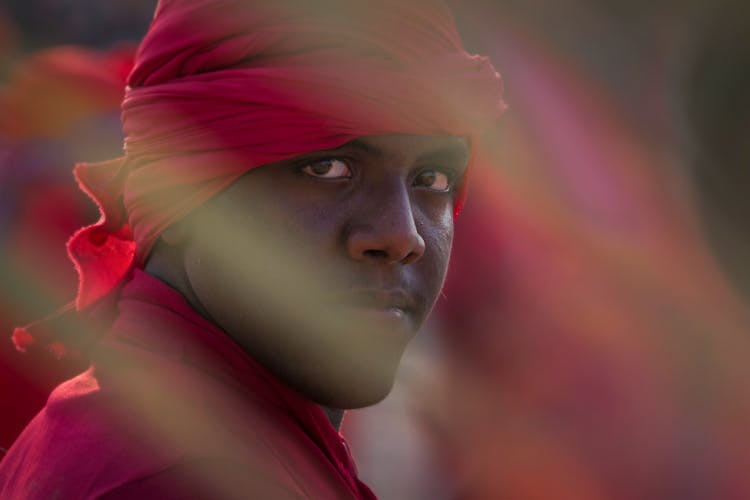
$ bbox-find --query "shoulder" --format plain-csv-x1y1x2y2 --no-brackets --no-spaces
0,367,190,499
1,325,352,499
0,352,306,499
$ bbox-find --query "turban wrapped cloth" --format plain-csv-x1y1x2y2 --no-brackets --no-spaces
66,0,506,311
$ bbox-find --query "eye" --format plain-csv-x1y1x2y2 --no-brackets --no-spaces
414,169,452,192
301,159,352,179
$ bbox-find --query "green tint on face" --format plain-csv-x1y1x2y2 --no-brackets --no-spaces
175,134,469,408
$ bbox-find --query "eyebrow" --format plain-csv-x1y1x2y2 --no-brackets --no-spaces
415,143,470,169
339,138,470,167
343,138,386,159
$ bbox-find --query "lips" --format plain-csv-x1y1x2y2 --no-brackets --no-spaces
334,288,419,337
345,289,415,312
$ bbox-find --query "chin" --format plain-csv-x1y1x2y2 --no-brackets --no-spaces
316,376,397,410
295,353,403,410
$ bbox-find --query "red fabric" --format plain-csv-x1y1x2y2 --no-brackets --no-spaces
0,270,376,499
0,46,132,452
67,0,505,311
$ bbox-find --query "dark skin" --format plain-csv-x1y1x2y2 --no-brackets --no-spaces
145,134,469,428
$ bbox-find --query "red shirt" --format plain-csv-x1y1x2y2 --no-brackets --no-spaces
0,270,375,499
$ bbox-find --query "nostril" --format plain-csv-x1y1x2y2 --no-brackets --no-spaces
363,249,389,259
401,251,422,265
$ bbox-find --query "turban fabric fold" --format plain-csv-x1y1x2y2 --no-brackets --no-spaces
67,0,506,312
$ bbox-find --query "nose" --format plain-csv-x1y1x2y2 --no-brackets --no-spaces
346,185,426,265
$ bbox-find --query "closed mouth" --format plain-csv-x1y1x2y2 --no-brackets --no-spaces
344,289,415,313
327,288,421,342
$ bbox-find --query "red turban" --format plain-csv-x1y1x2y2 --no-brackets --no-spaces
67,0,506,311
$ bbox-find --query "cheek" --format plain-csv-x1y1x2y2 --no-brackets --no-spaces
181,193,345,329
429,203,455,252
284,201,347,264
179,197,297,331
181,233,250,328
419,208,455,291
434,225,454,283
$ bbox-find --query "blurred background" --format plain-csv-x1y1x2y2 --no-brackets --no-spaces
1,1,749,498
0,0,152,459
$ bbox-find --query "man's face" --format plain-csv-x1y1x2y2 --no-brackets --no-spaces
176,134,469,408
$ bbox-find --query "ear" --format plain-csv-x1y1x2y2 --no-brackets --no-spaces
160,220,188,247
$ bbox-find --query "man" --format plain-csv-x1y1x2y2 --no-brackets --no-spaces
0,0,504,497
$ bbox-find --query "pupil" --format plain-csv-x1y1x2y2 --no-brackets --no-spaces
311,161,332,175
420,171,436,186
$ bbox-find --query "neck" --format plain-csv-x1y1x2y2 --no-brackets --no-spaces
321,406,345,430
